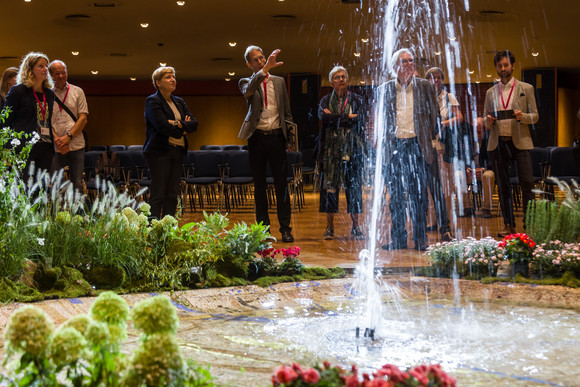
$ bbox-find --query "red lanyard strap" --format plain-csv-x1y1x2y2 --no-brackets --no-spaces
499,81,515,110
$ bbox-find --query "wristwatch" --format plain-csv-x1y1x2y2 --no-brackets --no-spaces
66,131,73,139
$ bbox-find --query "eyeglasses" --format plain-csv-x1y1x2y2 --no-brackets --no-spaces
333,75,347,80
400,58,414,64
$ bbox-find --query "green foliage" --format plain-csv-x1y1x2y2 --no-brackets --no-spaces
527,182,580,244
0,278,44,303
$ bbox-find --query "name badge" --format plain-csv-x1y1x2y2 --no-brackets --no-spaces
40,126,50,136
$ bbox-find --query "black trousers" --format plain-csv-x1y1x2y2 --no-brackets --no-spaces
145,147,184,219
318,162,363,214
426,152,451,235
24,141,54,183
387,137,429,245
490,138,534,228
248,130,291,233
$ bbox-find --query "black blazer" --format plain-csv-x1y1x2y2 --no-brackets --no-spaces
143,90,198,154
4,84,55,140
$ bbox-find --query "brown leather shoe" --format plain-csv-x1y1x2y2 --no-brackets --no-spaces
442,232,455,242
497,225,516,238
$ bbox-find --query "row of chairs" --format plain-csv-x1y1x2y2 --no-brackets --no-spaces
200,144,248,151
82,149,305,213
182,150,305,213
90,145,143,152
508,146,580,208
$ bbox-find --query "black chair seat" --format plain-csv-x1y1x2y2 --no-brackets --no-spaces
222,177,253,184
186,176,220,185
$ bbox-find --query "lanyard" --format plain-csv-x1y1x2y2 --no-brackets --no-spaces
499,81,515,110
262,74,269,107
57,85,70,112
32,89,47,122
340,91,349,114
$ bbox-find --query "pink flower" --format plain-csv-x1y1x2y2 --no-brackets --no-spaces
302,368,320,384
275,366,298,384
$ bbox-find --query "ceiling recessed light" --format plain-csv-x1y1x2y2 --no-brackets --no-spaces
71,51,79,56
176,1,185,5
130,77,136,81
140,23,149,28
434,51,441,55
486,74,492,77
468,70,474,74
91,70,98,75
532,52,539,57
359,80,366,84
228,42,237,47
24,0,31,2
225,78,231,82
354,52,361,57
228,72,235,76
450,37,456,41
475,81,480,84
361,38,369,43
159,62,167,66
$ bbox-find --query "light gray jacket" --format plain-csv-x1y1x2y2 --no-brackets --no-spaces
238,71,293,141
484,79,539,151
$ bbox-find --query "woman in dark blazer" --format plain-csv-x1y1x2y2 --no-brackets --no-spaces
144,66,198,219
4,52,55,179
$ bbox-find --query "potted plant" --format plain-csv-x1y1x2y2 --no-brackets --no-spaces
498,233,536,277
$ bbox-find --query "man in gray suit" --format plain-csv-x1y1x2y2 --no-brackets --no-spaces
484,50,539,237
239,46,294,242
380,48,439,251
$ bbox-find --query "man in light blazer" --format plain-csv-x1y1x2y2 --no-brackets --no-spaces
380,48,440,251
239,46,294,242
484,50,539,237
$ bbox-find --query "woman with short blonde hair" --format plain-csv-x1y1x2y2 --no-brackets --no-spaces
143,66,198,219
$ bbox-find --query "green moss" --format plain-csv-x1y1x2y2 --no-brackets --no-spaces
82,265,127,289
253,275,296,287
480,271,579,288
43,267,95,299
208,274,232,287
33,266,62,291
0,278,44,303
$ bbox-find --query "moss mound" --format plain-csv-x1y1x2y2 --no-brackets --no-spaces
81,265,127,289
0,278,44,303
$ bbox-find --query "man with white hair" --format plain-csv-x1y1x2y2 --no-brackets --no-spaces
379,48,440,251
49,60,88,192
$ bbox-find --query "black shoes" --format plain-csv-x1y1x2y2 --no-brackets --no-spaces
323,227,334,240
441,232,455,242
281,230,295,243
351,226,365,240
414,240,427,251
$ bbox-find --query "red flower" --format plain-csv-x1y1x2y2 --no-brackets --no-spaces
346,374,361,387
275,366,298,384
292,362,303,374
301,368,320,384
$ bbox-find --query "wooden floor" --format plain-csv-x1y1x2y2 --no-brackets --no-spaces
179,185,528,270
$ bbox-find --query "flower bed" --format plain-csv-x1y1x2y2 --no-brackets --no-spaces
271,361,456,387
425,234,580,284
